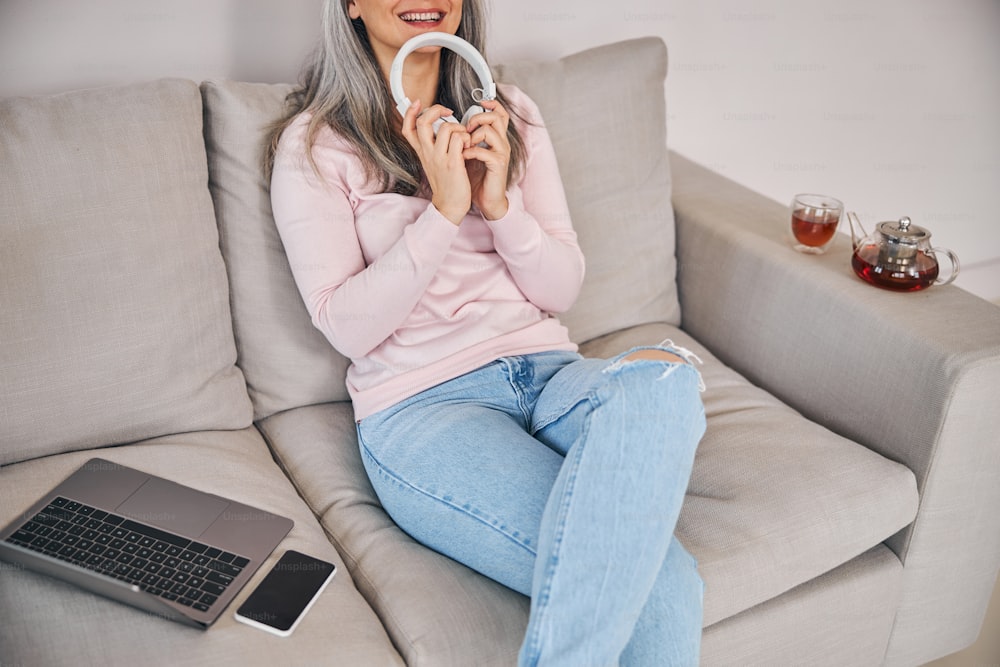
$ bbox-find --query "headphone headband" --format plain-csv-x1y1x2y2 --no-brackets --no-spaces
389,32,497,118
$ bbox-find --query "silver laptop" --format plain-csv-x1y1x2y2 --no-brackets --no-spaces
0,458,293,628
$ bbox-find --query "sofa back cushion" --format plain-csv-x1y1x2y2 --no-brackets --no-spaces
201,36,679,421
0,79,253,465
496,37,680,342
201,81,354,419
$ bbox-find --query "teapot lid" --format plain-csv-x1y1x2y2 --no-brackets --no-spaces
877,217,929,245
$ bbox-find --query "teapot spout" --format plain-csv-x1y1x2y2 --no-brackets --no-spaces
847,211,867,250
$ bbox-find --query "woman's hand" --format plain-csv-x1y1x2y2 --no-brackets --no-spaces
401,99,472,226
463,99,511,221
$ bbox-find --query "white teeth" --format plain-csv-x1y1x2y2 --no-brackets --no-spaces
400,12,442,22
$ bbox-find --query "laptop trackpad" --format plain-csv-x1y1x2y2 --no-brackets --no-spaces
115,477,229,538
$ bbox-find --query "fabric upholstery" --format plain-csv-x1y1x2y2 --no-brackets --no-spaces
258,402,529,666
0,428,402,666
259,322,918,663
669,152,1000,663
581,323,918,626
3,35,997,667
0,79,252,464
201,80,352,419
496,37,681,342
702,545,903,666
884,357,1000,665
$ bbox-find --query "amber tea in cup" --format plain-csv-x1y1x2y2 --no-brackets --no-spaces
790,194,842,254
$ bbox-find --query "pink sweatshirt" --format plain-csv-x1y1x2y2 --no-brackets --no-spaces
270,85,585,419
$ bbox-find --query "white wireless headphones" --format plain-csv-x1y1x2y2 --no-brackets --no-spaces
389,32,497,135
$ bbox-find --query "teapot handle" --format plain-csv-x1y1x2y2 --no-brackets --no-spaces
930,247,960,286
846,211,866,249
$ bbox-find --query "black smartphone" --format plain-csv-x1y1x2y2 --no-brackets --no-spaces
234,550,336,637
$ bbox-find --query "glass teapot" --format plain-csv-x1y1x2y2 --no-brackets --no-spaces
847,212,960,292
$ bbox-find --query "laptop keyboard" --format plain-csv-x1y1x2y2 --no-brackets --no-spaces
4,496,250,613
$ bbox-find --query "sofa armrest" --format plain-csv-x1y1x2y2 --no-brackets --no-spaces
669,151,1000,664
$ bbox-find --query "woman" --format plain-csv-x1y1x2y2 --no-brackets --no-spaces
268,1,706,664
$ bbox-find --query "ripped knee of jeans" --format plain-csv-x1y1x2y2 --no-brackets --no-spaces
603,339,706,392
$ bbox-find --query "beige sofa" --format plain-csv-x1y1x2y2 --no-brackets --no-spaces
2,37,998,666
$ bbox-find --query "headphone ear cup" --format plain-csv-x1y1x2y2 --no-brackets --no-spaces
460,105,485,128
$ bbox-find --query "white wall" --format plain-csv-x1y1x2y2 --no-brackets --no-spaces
2,0,998,301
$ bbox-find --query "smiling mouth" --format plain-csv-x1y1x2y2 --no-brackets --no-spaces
399,11,445,25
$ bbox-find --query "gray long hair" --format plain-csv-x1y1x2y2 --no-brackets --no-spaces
265,0,526,196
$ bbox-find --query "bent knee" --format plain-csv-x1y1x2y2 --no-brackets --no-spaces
610,343,706,393
622,349,686,364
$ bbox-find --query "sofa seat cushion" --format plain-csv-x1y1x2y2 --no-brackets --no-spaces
579,323,919,626
260,323,918,664
0,79,252,464
0,428,402,666
258,404,529,666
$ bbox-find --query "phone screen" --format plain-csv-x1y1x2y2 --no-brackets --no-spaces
235,550,336,636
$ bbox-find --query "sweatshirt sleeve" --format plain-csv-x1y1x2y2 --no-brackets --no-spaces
484,86,585,314
269,117,459,359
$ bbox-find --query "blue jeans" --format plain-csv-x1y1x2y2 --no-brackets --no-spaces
357,345,706,666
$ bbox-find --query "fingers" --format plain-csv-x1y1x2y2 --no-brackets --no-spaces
465,100,509,142
405,100,509,158
400,98,422,148
464,100,511,161
402,101,470,153
401,101,473,224
465,99,509,133
440,123,471,163
467,122,505,152
418,103,452,149
399,99,517,224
